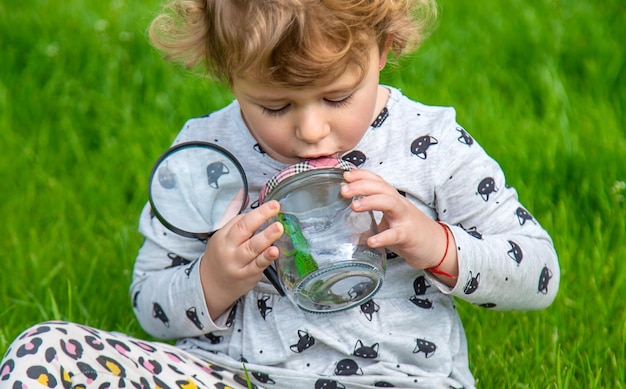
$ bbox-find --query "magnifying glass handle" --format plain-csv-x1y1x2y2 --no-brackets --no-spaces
263,266,285,296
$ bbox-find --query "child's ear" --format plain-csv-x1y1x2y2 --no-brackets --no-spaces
378,36,393,70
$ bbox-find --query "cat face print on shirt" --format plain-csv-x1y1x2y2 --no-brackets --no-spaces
410,135,438,159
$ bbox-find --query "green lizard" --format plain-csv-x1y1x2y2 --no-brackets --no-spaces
277,212,319,278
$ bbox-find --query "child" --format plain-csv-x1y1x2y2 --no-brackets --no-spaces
1,0,559,387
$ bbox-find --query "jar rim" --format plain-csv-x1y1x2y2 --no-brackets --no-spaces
259,157,355,203
265,168,346,202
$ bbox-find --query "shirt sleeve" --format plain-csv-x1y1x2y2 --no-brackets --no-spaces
130,203,233,339
424,109,560,310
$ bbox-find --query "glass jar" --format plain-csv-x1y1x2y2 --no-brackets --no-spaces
261,159,386,313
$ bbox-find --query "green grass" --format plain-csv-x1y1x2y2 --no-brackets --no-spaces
1,0,624,387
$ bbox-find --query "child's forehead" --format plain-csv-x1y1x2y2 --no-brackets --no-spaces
234,44,377,91
235,64,366,98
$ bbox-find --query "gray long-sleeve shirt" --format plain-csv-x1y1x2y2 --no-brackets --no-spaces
131,87,559,388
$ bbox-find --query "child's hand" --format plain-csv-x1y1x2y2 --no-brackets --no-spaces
342,169,458,285
199,200,284,319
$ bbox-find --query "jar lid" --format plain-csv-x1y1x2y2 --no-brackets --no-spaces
259,157,356,204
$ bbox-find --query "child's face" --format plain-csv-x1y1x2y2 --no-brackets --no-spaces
232,46,388,164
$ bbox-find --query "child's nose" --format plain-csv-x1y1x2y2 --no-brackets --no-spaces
295,109,330,144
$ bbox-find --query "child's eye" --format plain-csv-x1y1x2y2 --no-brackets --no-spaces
325,95,353,108
261,104,290,117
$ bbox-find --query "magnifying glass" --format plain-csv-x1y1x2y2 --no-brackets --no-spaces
148,141,285,296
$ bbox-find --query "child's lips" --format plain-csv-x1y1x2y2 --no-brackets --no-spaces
299,153,340,161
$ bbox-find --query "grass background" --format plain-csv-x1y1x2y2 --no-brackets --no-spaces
1,0,624,387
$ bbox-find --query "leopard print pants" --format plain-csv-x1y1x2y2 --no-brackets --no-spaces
1,321,252,388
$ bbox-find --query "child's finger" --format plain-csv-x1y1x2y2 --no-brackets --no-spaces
351,192,404,218
341,174,397,199
343,168,384,182
367,226,408,249
244,220,283,257
253,246,280,271
227,200,280,244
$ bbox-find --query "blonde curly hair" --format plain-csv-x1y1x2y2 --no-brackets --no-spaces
149,0,437,86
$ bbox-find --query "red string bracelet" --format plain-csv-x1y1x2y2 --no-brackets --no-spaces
427,222,457,279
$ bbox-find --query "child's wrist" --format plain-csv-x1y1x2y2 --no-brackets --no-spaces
427,222,457,279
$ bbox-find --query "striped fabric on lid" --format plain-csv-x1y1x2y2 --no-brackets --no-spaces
258,157,355,204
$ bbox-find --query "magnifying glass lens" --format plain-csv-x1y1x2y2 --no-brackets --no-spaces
148,142,248,238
